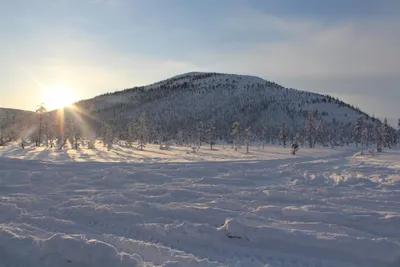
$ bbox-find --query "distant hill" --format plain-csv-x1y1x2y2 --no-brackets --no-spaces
1,72,387,145
72,72,376,142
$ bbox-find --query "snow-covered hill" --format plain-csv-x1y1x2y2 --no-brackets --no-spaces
1,72,385,145
73,72,375,140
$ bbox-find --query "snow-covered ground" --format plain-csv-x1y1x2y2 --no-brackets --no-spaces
1,143,400,267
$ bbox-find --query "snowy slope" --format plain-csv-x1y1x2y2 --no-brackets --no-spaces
1,143,400,266
72,72,373,140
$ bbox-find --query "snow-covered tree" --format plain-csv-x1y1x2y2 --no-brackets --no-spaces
45,119,56,148
397,119,400,142
361,128,369,154
261,124,268,149
98,123,113,151
137,111,149,150
244,127,252,153
196,121,204,146
315,119,326,146
339,127,345,146
35,103,47,146
67,119,81,150
305,109,315,148
298,132,305,147
353,116,363,148
382,118,392,148
279,122,288,148
105,125,113,151
393,119,400,146
126,122,134,147
175,130,184,146
291,133,300,155
328,133,335,148
87,139,96,149
293,133,300,145
206,126,216,150
231,121,242,151
100,123,109,147
373,121,383,152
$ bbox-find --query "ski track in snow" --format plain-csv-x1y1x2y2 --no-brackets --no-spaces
1,144,400,267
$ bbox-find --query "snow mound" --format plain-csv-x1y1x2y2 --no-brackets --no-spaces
218,218,247,240
330,173,379,187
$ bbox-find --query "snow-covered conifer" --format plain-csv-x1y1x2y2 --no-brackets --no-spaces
361,128,369,154
244,127,252,153
373,120,383,152
206,126,216,150
231,122,242,151
353,116,363,148
315,119,326,146
173,130,183,145
261,124,268,149
196,121,204,146
305,109,315,148
382,118,392,148
328,133,335,148
126,123,134,147
137,111,148,150
339,127,345,146
397,119,400,140
104,125,113,151
35,103,47,146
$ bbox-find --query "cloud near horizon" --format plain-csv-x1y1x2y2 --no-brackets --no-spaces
0,0,399,124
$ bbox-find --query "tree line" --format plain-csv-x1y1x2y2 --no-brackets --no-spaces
1,105,398,155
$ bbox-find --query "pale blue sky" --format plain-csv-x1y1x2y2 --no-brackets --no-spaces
1,0,399,123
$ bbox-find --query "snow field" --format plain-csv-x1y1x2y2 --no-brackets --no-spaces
1,143,400,266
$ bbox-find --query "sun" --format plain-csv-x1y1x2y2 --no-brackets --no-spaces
43,84,78,110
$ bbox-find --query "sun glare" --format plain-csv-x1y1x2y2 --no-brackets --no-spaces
43,85,78,110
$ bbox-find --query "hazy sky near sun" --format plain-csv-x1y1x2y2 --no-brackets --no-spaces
1,0,399,122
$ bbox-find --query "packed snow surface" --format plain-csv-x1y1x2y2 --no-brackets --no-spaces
1,143,400,267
